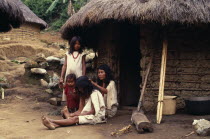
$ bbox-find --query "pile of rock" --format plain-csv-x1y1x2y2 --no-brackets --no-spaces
23,49,97,106
24,53,63,77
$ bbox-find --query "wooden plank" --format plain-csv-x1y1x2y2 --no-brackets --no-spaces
157,39,168,124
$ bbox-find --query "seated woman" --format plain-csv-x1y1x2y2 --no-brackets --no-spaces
90,64,118,118
42,76,106,130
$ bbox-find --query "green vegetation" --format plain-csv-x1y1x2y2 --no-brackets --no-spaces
0,77,7,82
22,0,88,31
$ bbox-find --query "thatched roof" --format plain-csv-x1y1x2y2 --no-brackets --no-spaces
61,0,210,39
16,0,47,29
0,0,25,32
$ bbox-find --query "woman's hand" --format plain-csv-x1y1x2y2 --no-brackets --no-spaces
89,79,95,85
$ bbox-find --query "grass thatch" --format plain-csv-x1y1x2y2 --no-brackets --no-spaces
16,0,47,30
61,0,210,39
0,0,25,32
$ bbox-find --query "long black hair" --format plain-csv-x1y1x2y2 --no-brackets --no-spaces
69,36,83,54
76,76,94,98
97,64,113,88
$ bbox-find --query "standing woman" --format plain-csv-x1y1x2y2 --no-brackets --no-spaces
60,36,86,101
90,64,118,117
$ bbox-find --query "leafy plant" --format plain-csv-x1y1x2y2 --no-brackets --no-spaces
11,60,21,64
22,0,88,31
0,77,7,82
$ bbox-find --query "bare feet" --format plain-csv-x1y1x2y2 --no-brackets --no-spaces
61,106,70,119
41,116,55,130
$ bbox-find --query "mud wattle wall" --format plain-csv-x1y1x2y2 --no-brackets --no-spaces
0,23,41,41
140,25,210,111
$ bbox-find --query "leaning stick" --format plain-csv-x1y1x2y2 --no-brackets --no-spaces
158,40,167,124
157,39,168,124
137,53,153,112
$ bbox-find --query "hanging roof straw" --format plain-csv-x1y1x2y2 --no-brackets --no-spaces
61,0,210,39
0,0,25,32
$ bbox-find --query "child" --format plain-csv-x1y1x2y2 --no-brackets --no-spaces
59,74,80,119
42,76,106,130
60,36,86,101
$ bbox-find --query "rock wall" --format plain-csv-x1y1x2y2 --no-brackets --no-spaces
141,25,210,111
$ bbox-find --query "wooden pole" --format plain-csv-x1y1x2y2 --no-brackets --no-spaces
132,53,154,133
156,39,168,124
137,53,153,112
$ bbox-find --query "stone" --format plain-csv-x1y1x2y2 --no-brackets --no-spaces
49,97,61,106
59,43,66,49
48,73,60,88
34,53,46,63
86,52,96,62
14,57,28,64
24,60,39,69
46,56,60,62
31,68,47,75
39,62,49,69
40,79,48,87
0,83,10,88
45,89,53,94
193,119,210,136
60,58,65,65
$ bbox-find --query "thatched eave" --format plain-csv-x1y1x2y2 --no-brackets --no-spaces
61,0,210,39
0,0,25,32
16,0,48,30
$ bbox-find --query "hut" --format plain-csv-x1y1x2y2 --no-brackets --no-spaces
0,0,47,41
0,0,24,32
61,0,210,111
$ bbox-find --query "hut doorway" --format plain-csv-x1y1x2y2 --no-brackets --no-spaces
119,24,141,106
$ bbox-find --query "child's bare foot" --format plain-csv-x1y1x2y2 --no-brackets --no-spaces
61,106,70,119
41,116,55,130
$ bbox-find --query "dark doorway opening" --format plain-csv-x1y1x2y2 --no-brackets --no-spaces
120,23,141,106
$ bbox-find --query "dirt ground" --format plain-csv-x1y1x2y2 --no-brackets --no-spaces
0,32,209,139
0,94,210,139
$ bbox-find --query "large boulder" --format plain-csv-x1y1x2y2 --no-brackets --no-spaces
31,68,47,75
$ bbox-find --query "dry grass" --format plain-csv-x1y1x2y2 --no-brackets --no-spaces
0,0,24,32
61,0,210,39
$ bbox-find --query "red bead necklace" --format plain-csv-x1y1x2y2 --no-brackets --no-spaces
72,52,80,62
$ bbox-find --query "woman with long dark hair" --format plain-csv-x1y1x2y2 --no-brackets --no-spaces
42,76,106,130
90,64,118,117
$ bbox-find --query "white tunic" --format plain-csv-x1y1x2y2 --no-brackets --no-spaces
78,90,106,124
65,51,85,78
104,81,118,117
62,51,85,101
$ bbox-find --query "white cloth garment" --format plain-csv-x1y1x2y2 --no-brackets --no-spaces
104,81,118,117
62,51,85,101
78,90,106,124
